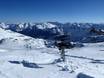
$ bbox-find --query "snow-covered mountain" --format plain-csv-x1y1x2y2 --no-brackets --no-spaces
0,28,46,49
1,22,104,42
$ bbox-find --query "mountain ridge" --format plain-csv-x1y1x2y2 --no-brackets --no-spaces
1,22,104,42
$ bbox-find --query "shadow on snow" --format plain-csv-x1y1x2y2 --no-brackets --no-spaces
9,60,43,68
77,73,94,78
66,55,104,64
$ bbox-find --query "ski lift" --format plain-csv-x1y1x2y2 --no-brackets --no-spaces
54,34,73,62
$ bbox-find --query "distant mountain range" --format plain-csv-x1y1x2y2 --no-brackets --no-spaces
1,22,104,42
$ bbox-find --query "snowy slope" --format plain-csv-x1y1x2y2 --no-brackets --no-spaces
0,40,103,78
0,28,46,49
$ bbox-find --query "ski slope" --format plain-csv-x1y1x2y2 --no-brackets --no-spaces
0,42,104,78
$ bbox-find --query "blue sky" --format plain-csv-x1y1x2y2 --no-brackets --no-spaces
0,0,104,23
